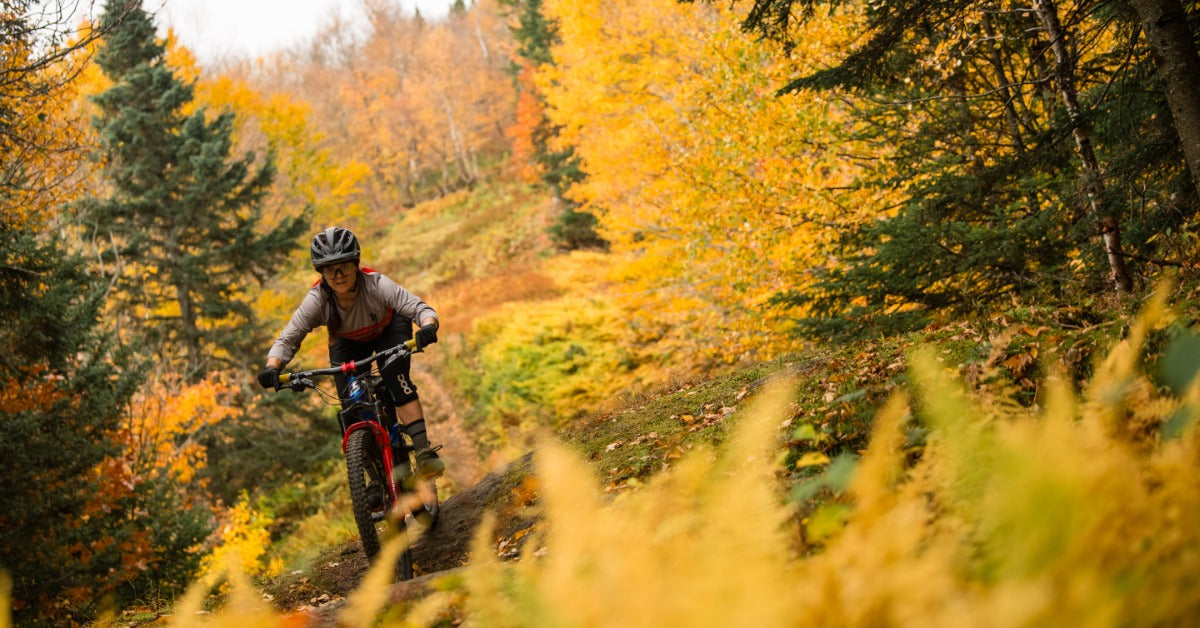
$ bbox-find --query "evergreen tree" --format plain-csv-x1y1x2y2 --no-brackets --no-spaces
1,224,209,625
81,0,307,380
0,224,144,623
0,5,146,620
503,0,606,250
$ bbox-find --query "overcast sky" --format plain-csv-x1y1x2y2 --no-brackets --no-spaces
150,0,452,64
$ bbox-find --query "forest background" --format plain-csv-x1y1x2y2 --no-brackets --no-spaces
2,0,1200,623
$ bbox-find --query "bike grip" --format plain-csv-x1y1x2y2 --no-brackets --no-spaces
405,339,417,350
279,373,291,387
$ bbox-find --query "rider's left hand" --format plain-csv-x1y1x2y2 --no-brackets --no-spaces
415,323,438,348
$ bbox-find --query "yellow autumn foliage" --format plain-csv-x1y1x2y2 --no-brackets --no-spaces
194,72,370,230
167,34,370,230
0,17,96,233
197,492,283,588
537,0,886,369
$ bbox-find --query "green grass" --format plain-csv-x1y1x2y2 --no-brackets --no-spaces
258,458,359,574
372,180,552,294
563,362,779,487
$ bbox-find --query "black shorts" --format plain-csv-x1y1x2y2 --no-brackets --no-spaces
329,316,420,408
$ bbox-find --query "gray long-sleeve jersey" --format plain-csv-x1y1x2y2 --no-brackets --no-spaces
267,269,437,366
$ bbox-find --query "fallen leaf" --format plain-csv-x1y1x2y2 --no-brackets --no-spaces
795,452,831,468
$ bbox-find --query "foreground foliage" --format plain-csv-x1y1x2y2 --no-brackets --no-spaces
445,290,1200,626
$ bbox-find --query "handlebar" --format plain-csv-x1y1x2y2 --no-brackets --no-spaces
276,338,418,392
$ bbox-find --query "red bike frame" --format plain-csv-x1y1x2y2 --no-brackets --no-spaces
341,419,402,502
280,339,420,507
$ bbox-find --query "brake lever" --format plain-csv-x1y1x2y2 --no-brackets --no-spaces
274,377,313,393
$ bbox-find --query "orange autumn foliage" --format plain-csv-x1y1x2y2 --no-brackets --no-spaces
507,63,546,184
243,0,515,211
50,374,245,604
115,373,240,486
0,364,67,414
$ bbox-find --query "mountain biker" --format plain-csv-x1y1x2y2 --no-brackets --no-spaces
257,226,445,478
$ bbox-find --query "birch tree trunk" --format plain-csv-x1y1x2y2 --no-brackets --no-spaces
1033,0,1134,293
1127,0,1200,196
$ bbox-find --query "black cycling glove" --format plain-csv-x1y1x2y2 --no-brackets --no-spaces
257,366,280,390
415,323,438,348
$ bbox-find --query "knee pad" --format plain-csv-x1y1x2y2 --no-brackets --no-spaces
388,372,420,406
380,352,419,405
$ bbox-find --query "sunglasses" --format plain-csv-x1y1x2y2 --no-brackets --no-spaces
319,261,357,279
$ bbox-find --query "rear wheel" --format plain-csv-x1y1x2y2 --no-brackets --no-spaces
346,429,386,560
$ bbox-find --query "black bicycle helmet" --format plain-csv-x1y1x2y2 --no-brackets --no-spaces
310,226,361,269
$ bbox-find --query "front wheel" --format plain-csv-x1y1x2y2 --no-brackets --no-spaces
395,533,414,581
392,470,438,581
346,429,386,560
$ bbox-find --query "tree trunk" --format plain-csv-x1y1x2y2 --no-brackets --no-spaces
1127,0,1200,196
175,281,203,380
1033,0,1134,293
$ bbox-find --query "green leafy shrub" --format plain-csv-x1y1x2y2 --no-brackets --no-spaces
449,295,637,452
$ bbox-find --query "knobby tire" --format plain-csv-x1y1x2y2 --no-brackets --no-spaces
346,430,383,560
395,531,414,581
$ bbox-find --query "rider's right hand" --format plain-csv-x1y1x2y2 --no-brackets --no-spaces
257,366,280,390
415,323,438,349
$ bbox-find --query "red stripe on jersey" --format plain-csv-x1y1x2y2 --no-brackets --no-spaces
337,308,395,342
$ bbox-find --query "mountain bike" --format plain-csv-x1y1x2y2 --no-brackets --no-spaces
274,338,439,581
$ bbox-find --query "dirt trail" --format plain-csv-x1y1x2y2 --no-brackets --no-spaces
273,454,537,621
411,363,486,493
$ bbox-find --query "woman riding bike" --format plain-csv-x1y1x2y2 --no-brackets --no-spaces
256,226,445,478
